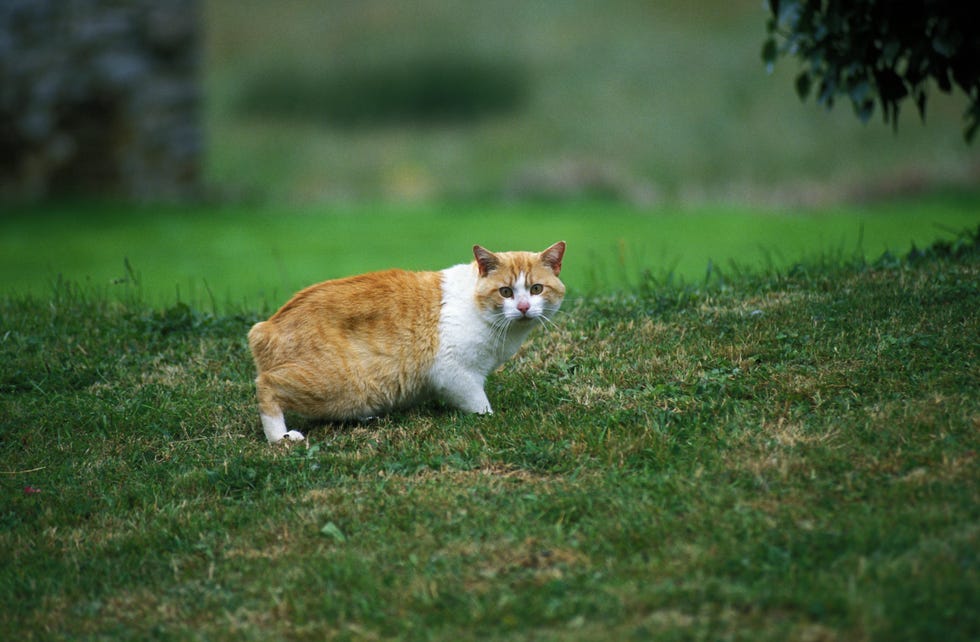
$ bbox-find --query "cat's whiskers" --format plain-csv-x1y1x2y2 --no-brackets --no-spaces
536,311,560,333
486,312,512,349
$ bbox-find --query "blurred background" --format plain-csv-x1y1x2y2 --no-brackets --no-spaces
4,0,977,205
204,0,978,206
2,0,978,305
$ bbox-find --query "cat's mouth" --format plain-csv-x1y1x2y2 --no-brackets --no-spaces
502,313,535,324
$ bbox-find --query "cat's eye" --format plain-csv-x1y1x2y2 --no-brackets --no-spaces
530,284,544,295
498,286,514,298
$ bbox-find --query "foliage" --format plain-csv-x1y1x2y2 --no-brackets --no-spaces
763,0,980,142
236,53,528,127
2,230,979,640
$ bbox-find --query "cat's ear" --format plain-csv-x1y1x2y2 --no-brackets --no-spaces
540,241,565,276
473,245,500,277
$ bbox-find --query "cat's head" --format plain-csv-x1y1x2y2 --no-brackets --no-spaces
472,241,566,323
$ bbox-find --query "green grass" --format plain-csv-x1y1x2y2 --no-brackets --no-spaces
2,229,978,640
2,192,978,310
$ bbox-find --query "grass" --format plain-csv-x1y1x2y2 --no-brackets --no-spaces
2,191,979,309
1,228,977,640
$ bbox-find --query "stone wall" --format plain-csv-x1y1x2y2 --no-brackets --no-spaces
0,0,201,201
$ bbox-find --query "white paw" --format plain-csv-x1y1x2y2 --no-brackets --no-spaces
266,429,306,444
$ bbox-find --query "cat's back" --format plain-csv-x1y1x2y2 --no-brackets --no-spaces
248,268,444,418
274,269,439,322
249,269,442,363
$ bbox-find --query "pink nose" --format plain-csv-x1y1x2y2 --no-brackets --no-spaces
517,299,531,314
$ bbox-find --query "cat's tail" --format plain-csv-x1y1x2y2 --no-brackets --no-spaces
248,321,304,443
247,321,272,366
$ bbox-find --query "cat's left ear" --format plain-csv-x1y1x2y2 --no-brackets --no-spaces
473,245,500,277
540,241,565,276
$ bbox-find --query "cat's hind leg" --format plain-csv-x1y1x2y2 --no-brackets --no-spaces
260,412,304,444
255,373,305,444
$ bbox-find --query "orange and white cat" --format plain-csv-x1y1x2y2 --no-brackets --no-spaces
248,242,566,443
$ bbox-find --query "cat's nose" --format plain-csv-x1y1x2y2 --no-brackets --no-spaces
517,299,531,314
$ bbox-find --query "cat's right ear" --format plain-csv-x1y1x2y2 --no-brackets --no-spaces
540,241,565,276
473,245,500,277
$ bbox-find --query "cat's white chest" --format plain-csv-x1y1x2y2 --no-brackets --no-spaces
427,263,534,412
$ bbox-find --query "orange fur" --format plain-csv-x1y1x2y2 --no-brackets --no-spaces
248,242,566,443
248,269,442,420
472,247,565,313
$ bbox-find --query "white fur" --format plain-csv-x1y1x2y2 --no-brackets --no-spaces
261,413,305,443
428,263,554,414
500,271,554,322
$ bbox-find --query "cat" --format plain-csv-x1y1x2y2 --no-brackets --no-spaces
247,241,566,443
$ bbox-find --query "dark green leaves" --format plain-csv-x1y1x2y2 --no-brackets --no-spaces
761,38,779,70
763,0,980,142
794,72,812,101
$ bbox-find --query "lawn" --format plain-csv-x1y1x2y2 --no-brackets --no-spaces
1,226,977,640
2,192,978,310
